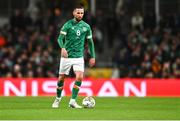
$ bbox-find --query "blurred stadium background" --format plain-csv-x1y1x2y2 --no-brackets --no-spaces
0,0,180,120
0,0,179,78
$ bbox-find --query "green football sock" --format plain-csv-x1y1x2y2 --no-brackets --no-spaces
72,81,82,99
57,80,64,98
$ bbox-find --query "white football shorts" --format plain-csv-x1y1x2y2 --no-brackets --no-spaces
59,57,84,75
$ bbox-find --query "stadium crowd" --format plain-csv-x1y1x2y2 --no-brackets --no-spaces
0,3,179,78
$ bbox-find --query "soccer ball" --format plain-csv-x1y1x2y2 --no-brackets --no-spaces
82,96,95,108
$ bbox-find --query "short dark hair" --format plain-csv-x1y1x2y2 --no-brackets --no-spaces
73,3,84,10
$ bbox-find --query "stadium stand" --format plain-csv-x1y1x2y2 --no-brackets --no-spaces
0,0,179,78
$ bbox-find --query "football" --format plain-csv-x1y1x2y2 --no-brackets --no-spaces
82,96,96,108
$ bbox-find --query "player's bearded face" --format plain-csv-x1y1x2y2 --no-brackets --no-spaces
73,8,84,21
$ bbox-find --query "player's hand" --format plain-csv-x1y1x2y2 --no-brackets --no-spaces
89,58,95,67
61,48,68,58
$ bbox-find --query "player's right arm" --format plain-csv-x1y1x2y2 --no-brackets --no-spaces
57,23,68,58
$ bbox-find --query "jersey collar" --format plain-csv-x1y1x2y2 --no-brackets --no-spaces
73,18,82,24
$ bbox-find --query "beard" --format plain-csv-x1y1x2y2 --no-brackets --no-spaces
75,17,82,22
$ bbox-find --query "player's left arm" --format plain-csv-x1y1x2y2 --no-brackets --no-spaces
87,27,96,67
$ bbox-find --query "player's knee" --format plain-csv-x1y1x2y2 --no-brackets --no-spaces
76,75,83,81
58,74,65,81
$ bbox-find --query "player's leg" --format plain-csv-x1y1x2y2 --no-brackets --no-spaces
71,72,83,99
69,58,84,108
52,58,71,108
69,71,83,108
57,74,65,98
52,74,65,108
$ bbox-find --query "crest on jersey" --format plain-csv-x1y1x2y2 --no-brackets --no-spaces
83,27,87,32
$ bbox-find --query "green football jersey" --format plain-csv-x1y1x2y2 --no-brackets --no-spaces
59,19,92,58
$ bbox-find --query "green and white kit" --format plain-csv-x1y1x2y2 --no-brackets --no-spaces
57,19,95,74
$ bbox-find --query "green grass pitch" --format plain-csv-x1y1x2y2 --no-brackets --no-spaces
0,96,180,120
